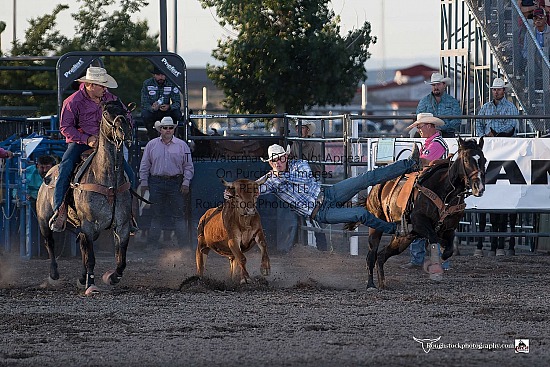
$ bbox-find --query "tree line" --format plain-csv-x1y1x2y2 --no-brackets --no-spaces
0,0,376,117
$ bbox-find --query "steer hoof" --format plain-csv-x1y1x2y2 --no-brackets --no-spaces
261,268,270,276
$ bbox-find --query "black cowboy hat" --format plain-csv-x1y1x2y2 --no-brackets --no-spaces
149,66,165,75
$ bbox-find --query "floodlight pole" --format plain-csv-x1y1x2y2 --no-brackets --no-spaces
159,0,168,52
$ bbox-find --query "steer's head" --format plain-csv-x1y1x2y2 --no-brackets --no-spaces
222,178,264,216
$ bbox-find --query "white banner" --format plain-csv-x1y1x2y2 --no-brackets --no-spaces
370,138,550,210
464,138,550,210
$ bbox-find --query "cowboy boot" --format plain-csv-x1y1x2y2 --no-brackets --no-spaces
407,144,422,172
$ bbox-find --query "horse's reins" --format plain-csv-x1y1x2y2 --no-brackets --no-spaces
415,149,481,231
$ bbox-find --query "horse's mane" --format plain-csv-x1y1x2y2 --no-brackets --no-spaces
417,162,450,185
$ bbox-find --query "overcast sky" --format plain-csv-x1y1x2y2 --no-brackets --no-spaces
1,0,440,69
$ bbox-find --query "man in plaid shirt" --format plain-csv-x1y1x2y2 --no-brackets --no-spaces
257,144,422,236
416,73,462,138
475,78,519,137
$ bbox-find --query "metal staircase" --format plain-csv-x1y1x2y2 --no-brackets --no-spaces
440,0,550,137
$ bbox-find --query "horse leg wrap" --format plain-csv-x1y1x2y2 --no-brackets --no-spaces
86,273,95,289
425,244,443,281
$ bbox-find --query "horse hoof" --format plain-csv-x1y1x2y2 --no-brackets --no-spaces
85,285,100,296
47,276,62,287
76,278,86,289
102,271,116,285
366,287,378,292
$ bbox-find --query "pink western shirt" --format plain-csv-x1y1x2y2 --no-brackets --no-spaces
139,137,194,187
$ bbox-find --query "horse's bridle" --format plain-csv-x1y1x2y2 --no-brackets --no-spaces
456,148,484,194
100,111,132,150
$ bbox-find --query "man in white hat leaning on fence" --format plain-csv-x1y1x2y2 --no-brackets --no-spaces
415,72,462,138
475,78,519,137
256,143,422,236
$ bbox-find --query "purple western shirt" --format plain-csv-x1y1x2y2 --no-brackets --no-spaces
59,83,129,144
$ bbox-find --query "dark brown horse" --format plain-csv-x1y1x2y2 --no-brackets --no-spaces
355,137,486,290
36,100,133,295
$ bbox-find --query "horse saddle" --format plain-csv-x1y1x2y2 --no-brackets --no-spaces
381,172,419,222
73,149,97,184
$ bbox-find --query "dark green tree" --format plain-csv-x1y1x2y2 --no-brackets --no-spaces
0,0,158,116
199,0,376,114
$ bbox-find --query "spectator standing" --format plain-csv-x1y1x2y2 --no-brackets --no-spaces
139,116,194,248
140,66,182,141
474,78,519,257
521,8,550,80
415,73,462,138
49,66,134,232
401,113,450,270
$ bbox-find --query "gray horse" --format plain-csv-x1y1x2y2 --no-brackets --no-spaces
36,100,134,295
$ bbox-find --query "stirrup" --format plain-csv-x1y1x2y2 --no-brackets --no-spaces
49,208,67,232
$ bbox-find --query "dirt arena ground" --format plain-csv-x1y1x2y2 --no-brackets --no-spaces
1,234,549,367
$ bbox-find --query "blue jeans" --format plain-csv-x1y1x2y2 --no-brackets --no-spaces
409,238,426,265
147,175,188,246
315,159,413,233
53,142,135,211
409,238,450,269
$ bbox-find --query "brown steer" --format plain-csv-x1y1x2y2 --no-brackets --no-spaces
196,178,270,283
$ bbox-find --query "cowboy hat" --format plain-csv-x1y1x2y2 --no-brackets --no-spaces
76,66,118,88
426,72,452,86
489,77,511,90
154,116,177,132
149,66,165,75
261,144,291,162
295,121,316,135
407,113,445,130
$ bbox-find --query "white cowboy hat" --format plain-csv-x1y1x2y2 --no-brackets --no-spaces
426,72,451,86
261,144,291,162
154,116,177,132
407,113,445,130
295,121,316,135
76,66,118,88
489,77,511,90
